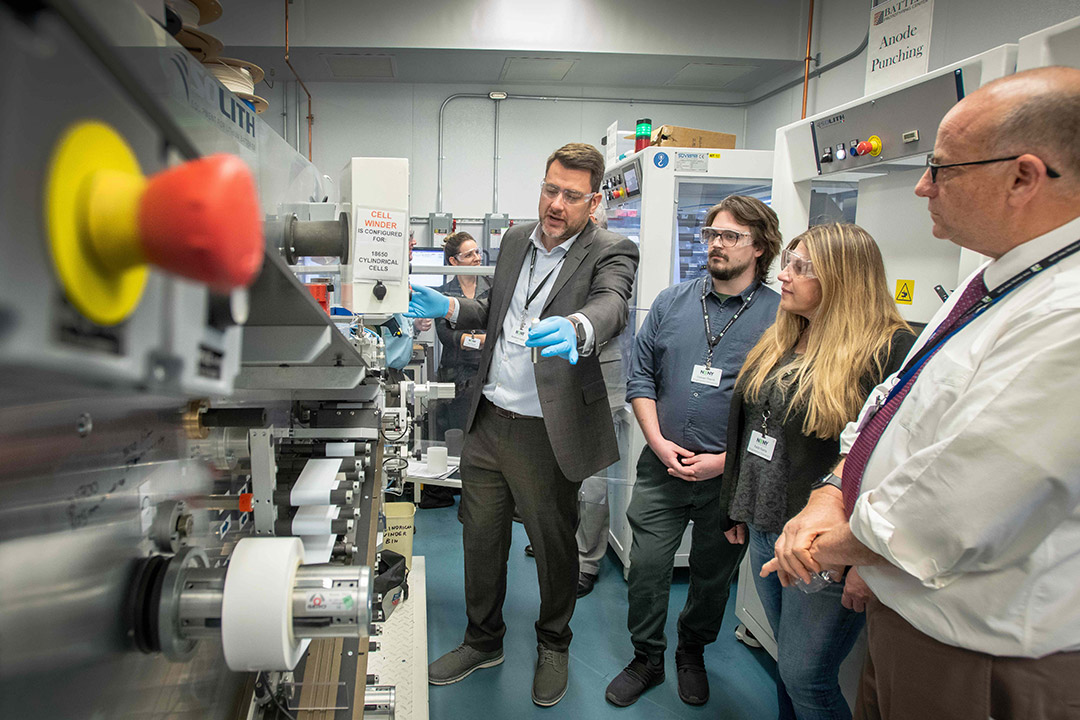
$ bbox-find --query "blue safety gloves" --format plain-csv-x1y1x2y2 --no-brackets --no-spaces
405,284,450,319
526,316,579,365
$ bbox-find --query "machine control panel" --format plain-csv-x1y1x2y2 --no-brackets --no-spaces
812,69,963,176
602,158,642,206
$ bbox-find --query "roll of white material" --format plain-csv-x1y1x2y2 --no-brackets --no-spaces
167,0,200,26
290,458,344,505
300,535,335,564
325,442,357,457
427,446,448,474
206,62,255,96
291,505,341,535
221,537,312,671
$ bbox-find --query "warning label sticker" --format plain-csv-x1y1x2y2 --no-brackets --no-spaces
895,279,914,305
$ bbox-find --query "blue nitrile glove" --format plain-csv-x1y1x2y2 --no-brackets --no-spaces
526,316,578,365
405,284,450,319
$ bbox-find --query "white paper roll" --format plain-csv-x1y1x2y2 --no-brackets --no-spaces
325,442,357,457
427,446,448,474
290,458,344,505
221,537,312,670
167,0,200,26
291,505,341,535
299,535,335,564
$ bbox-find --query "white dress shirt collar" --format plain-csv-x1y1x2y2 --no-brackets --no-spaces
529,224,582,255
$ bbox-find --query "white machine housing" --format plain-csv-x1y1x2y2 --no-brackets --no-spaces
1017,15,1080,71
339,157,410,316
771,44,1018,324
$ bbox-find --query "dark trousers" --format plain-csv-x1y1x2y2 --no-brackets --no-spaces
856,596,1080,720
460,399,581,653
625,446,746,660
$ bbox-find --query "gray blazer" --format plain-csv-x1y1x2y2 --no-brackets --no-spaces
456,220,639,482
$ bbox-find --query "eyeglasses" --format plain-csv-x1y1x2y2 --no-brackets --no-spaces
540,181,597,205
699,227,754,248
455,249,481,261
780,249,816,278
925,153,1061,183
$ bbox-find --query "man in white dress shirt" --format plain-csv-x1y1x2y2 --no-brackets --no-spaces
766,66,1080,719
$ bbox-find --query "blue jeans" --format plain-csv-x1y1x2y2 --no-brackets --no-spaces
748,525,865,720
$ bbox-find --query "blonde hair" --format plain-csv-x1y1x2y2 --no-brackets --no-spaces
737,223,910,439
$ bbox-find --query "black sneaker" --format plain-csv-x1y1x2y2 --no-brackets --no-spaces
675,642,708,705
576,571,597,598
604,655,664,707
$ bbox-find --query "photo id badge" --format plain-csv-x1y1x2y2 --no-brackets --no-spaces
747,430,776,461
691,365,722,387
508,321,530,347
463,335,482,350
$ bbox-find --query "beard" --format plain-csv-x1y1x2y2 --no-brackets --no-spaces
707,251,754,281
542,213,586,242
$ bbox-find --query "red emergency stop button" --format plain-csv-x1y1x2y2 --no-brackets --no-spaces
46,121,265,325
856,135,883,157
139,154,264,293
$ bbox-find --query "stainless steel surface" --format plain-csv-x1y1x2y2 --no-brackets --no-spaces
249,429,277,536
363,686,397,720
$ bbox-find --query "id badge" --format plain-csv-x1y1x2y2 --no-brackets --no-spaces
691,364,722,387
463,335,482,350
747,430,776,461
508,322,530,347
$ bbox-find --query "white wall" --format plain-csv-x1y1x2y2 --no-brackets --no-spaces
746,0,1080,149
273,81,749,237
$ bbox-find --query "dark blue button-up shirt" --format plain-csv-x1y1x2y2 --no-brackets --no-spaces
626,278,780,453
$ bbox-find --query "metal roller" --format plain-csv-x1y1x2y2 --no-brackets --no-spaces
283,212,350,264
132,551,374,659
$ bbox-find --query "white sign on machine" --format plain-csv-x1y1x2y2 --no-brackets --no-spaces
352,207,406,283
865,0,934,95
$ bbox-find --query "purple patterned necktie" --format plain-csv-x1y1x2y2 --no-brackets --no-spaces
841,271,988,517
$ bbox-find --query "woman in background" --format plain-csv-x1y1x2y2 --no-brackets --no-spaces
719,223,915,720
422,232,489,508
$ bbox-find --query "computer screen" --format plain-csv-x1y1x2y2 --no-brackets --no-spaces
410,248,446,288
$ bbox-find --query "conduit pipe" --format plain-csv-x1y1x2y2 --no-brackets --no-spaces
435,26,868,212
802,0,816,119
285,0,313,161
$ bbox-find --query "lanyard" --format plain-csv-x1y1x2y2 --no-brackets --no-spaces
520,245,565,323
701,279,756,369
884,235,1080,407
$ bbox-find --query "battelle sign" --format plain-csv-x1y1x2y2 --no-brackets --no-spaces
865,0,934,96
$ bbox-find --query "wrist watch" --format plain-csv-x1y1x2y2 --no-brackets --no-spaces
811,472,843,492
568,316,587,350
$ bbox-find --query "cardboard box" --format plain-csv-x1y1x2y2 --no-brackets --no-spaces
652,124,737,150
383,502,415,570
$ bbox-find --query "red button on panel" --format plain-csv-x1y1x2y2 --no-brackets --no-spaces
139,154,264,293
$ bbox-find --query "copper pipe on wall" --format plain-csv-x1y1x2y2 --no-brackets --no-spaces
801,0,815,119
282,0,313,160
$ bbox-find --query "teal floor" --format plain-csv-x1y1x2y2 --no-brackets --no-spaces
414,501,780,719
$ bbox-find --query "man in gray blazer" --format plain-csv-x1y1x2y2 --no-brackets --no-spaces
408,143,638,706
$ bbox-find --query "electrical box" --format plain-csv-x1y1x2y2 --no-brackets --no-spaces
428,212,453,248
482,213,509,258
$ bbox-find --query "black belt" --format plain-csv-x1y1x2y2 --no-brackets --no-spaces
482,397,537,420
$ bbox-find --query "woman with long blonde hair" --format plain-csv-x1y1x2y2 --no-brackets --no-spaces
718,223,914,720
